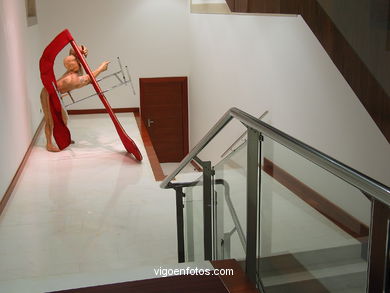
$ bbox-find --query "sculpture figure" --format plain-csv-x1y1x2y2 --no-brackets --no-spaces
39,29,142,160
40,46,109,152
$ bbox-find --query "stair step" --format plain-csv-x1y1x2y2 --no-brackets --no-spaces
212,259,258,293
264,272,366,293
49,273,229,293
258,244,367,292
262,262,366,287
259,244,365,277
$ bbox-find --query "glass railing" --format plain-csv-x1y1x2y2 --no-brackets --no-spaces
258,136,371,292
182,177,204,262
170,143,249,264
214,142,247,263
161,108,390,293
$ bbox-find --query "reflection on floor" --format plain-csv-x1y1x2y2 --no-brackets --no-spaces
0,113,178,292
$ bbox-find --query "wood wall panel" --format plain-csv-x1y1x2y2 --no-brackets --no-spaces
280,0,300,14
225,0,235,11
226,0,390,143
236,0,248,12
248,0,280,13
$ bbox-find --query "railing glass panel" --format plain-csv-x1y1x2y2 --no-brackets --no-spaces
258,135,371,292
214,142,247,263
161,107,390,292
183,177,204,262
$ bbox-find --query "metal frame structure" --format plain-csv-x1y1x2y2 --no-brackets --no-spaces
161,108,389,206
60,57,136,108
193,156,214,261
170,178,246,264
161,107,390,292
220,110,268,158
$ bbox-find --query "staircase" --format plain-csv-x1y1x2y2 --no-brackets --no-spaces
160,107,390,293
50,259,256,293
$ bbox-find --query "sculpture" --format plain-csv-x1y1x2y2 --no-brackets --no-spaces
39,29,142,161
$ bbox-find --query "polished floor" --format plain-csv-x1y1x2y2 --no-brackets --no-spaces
0,113,369,292
0,113,178,292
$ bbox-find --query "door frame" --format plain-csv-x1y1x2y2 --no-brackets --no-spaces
139,76,189,160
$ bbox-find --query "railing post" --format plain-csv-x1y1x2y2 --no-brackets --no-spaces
367,199,390,293
246,127,261,285
194,157,214,261
174,187,185,263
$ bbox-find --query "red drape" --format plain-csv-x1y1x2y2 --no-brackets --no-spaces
39,29,142,160
39,29,73,150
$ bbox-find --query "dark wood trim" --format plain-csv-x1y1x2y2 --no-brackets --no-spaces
368,200,390,292
67,107,139,115
191,160,203,172
134,110,166,181
211,259,258,293
139,76,188,84
0,118,45,217
181,77,189,157
226,0,390,143
263,158,369,241
225,0,235,11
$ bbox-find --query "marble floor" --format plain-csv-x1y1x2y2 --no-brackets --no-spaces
0,113,178,292
0,112,370,292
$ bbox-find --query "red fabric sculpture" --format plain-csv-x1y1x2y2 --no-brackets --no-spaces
39,29,142,161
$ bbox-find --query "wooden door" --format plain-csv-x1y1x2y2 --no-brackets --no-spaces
140,77,188,163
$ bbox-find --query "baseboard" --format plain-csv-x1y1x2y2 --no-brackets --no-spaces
191,160,203,172
133,110,166,181
0,118,45,217
67,107,139,115
263,158,369,242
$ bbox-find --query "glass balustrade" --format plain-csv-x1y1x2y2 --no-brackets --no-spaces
258,136,371,292
182,178,204,262
214,142,247,265
161,108,390,293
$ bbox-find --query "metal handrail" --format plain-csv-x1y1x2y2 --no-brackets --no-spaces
220,110,269,158
161,107,390,207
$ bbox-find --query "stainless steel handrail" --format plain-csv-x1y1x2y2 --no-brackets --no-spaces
220,110,269,158
161,107,390,207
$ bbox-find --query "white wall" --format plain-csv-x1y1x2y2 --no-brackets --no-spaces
0,0,43,198
36,0,190,110
189,13,390,187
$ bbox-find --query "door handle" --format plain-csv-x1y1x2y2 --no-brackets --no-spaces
147,118,154,128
